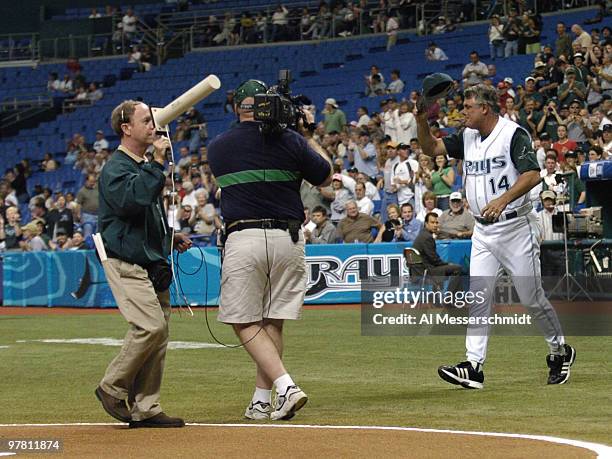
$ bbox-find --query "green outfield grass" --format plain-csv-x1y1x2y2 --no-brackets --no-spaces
0,309,610,445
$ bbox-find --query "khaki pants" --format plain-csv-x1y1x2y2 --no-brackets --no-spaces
99,258,171,421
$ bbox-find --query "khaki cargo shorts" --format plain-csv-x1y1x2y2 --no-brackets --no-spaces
218,228,307,324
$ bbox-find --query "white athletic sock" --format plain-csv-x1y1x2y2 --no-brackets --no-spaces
550,343,565,356
469,361,482,372
252,387,272,404
274,374,295,395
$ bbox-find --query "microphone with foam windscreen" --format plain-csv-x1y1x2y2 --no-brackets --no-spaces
149,74,221,166
150,74,221,131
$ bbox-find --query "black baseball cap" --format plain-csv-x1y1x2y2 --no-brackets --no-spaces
422,72,454,104
347,166,359,173
565,150,577,158
539,133,551,141
397,143,410,149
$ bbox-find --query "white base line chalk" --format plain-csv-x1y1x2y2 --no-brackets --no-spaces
0,423,609,458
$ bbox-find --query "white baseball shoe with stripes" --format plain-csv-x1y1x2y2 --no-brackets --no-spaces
438,361,484,389
270,385,308,421
547,344,576,385
244,400,271,420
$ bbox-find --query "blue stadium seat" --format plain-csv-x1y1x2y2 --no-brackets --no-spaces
0,7,601,192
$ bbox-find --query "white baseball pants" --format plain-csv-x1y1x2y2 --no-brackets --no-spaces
466,212,566,364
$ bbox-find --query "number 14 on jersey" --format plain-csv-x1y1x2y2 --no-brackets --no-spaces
489,175,509,195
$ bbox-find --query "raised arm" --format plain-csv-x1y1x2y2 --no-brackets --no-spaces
415,99,449,159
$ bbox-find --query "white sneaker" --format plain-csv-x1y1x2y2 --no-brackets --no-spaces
244,400,271,420
270,385,308,421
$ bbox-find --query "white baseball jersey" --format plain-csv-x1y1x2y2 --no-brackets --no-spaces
444,116,538,217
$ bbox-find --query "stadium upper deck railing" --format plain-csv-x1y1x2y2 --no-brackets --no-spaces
0,2,601,63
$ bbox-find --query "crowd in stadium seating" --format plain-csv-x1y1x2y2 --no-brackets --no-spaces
1,4,611,253
46,58,105,109
184,1,602,49
192,2,412,47
42,0,606,57
82,1,406,50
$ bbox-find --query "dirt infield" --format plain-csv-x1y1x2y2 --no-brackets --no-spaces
0,425,597,458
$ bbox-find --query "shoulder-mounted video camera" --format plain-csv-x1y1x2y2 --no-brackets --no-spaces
254,69,315,135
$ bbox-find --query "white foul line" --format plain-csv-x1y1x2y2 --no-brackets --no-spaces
0,423,609,458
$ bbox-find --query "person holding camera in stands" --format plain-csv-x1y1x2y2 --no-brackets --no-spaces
46,194,74,239
544,150,586,210
304,205,336,244
375,203,401,242
392,202,422,242
94,100,192,429
537,101,564,142
207,79,332,422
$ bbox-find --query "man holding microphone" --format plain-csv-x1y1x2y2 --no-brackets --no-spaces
94,99,192,428
208,80,332,421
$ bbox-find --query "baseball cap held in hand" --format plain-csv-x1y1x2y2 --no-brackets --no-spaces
422,73,454,105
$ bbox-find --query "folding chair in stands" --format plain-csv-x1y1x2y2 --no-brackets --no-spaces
403,247,452,308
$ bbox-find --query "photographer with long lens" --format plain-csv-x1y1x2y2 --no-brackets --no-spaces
208,74,332,421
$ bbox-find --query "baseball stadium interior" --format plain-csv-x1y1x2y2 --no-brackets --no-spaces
1,0,611,305
1,1,612,455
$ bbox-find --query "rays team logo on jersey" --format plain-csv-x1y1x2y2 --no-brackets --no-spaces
464,156,507,175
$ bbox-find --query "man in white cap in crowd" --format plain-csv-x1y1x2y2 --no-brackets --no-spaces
571,52,590,83
323,98,346,134
93,130,109,153
437,191,475,239
537,190,563,241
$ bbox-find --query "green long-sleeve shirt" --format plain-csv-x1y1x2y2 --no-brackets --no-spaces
98,146,171,266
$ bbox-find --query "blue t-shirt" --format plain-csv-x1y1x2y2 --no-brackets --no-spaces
208,121,331,223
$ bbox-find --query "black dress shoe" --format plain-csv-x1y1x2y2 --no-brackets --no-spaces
95,386,131,422
129,412,185,428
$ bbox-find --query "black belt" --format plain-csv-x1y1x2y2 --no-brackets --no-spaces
474,204,531,225
226,219,298,239
475,211,518,225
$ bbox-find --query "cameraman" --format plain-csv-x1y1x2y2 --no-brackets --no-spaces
208,80,332,421
95,100,192,428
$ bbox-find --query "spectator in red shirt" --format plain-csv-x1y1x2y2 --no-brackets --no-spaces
497,81,512,110
66,57,82,75
552,124,577,161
